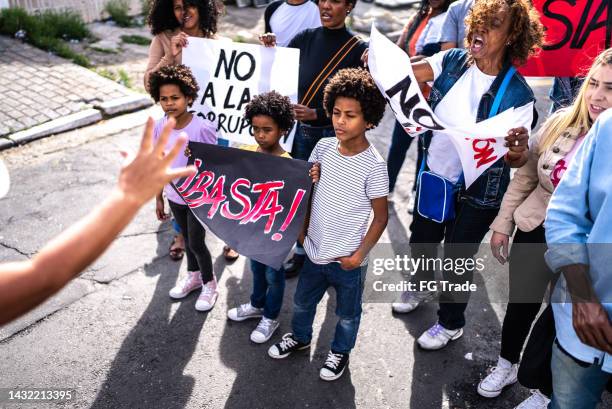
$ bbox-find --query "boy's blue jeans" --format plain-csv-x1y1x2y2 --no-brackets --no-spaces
291,256,366,354
250,259,285,320
549,342,610,409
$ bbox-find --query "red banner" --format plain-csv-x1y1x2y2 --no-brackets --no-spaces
520,0,610,77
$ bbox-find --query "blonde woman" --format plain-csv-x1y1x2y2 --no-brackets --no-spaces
477,48,612,408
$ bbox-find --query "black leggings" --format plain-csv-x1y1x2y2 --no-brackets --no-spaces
500,225,551,364
168,201,213,284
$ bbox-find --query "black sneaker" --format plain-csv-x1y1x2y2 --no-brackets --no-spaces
268,333,310,359
283,254,305,278
319,350,349,381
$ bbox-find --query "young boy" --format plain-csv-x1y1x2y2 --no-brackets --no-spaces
227,91,295,343
268,68,389,381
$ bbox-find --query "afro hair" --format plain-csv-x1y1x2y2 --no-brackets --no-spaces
244,91,295,132
148,64,200,106
323,68,386,127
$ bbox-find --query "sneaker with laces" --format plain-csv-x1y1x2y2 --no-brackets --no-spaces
477,358,518,398
320,350,350,381
250,317,279,343
392,290,435,313
268,333,310,359
417,322,463,350
227,302,263,321
514,389,550,409
169,270,203,299
195,278,218,312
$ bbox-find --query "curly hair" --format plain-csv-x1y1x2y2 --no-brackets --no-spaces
323,68,386,127
148,64,200,105
465,0,544,66
147,0,222,36
244,91,295,132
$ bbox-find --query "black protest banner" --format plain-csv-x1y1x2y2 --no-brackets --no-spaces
172,143,312,270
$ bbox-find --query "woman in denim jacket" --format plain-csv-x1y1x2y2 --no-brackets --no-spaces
475,49,612,408
391,0,544,351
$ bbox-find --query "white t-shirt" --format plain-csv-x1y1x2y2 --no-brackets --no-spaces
269,2,321,47
415,12,447,55
424,50,534,183
304,138,388,265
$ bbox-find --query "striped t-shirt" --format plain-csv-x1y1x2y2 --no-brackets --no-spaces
303,138,389,265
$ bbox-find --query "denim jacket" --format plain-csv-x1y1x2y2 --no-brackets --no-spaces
423,49,536,209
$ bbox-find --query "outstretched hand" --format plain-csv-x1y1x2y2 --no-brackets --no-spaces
118,117,196,206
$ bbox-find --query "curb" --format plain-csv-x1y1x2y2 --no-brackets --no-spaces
1,95,153,151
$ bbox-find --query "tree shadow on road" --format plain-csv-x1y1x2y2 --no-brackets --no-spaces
219,264,357,409
89,226,222,409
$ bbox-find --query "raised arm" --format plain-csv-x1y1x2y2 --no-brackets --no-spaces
0,118,196,325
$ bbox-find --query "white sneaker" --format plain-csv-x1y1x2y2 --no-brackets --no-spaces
514,390,550,409
195,279,218,312
392,290,435,313
169,270,203,299
417,322,463,350
250,317,279,343
477,357,518,398
227,302,263,321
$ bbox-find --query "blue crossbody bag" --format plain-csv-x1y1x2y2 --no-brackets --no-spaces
416,66,516,223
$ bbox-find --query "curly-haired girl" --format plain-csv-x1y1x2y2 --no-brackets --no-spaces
144,0,222,91
148,65,220,312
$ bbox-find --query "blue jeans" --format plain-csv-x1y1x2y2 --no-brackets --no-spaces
250,259,285,320
291,256,366,354
549,342,610,409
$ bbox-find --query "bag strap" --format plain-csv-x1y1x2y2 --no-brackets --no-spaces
490,66,516,117
418,65,517,181
300,36,361,107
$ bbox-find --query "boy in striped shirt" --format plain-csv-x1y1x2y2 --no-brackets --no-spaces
268,68,389,381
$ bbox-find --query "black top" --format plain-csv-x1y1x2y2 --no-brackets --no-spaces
287,26,367,127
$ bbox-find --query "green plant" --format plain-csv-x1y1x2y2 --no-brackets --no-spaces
120,34,150,46
0,8,89,40
0,7,29,36
0,8,91,67
105,0,132,27
141,0,151,18
89,45,118,54
96,68,118,81
117,68,132,88
233,35,246,43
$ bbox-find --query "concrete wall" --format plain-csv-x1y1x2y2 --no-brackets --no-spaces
6,0,142,23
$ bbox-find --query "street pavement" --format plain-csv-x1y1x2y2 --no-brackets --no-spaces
1,5,611,409
3,75,610,408
0,37,151,145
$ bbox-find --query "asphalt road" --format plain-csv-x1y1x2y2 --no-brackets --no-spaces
1,65,610,409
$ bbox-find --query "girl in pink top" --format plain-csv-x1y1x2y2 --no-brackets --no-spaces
148,65,219,312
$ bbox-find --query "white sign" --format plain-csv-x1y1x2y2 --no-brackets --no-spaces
368,25,516,187
183,38,300,150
